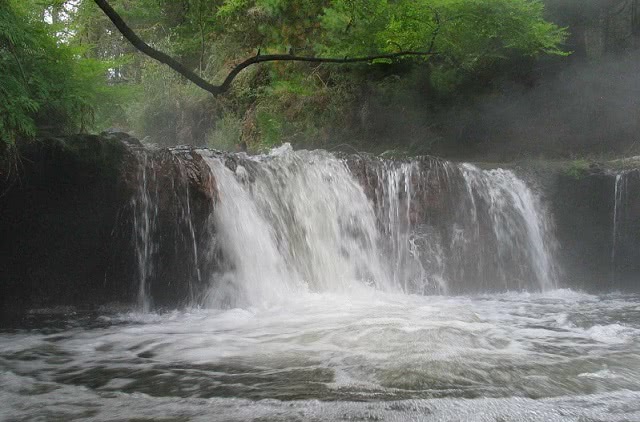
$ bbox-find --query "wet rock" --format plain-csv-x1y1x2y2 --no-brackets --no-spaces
0,135,138,313
3,137,640,315
0,136,221,313
551,168,640,291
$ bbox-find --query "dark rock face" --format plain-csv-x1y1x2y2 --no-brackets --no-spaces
614,170,640,288
129,146,218,309
552,171,615,290
551,168,640,291
2,136,640,315
0,135,138,313
0,135,218,314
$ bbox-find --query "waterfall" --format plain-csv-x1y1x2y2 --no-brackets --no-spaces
129,145,559,308
358,158,558,294
457,165,558,292
201,146,389,307
201,154,299,308
131,151,158,311
201,147,557,304
130,148,216,309
611,171,628,282
173,163,203,304
370,159,449,294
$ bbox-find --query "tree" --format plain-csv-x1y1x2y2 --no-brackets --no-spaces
2,0,569,150
93,0,439,95
0,0,107,146
92,0,567,96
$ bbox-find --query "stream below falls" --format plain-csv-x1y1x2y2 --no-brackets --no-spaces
2,145,639,421
2,291,640,421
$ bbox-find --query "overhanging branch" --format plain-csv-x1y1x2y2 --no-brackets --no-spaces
216,51,436,93
94,0,436,96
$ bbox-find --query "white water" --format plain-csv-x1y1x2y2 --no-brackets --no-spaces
202,154,301,308
196,146,557,307
611,172,628,282
131,151,158,312
458,164,558,292
2,291,640,421
1,146,586,421
201,147,394,308
373,160,444,293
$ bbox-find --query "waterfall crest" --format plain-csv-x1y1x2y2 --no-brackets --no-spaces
131,145,559,308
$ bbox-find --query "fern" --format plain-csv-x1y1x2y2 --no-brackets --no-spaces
0,1,110,146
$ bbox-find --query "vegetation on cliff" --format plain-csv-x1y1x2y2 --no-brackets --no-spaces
0,2,111,144
1,0,569,158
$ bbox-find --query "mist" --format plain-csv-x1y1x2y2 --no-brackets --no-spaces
438,50,640,159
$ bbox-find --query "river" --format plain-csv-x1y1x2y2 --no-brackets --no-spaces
2,146,638,421
2,290,640,421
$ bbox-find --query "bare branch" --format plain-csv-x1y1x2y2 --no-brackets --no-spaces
94,0,436,96
216,51,436,93
427,9,441,56
93,0,224,94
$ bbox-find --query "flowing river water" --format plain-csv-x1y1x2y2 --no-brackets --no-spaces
1,146,639,421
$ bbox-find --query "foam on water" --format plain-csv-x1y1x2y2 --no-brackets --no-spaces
1,291,640,420
191,146,559,309
2,146,620,420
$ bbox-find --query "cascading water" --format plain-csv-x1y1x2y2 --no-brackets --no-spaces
201,154,299,308
190,146,558,306
201,146,389,308
130,148,216,309
611,171,627,282
9,144,640,422
456,164,558,292
364,159,557,294
174,164,204,303
373,160,439,293
131,151,158,311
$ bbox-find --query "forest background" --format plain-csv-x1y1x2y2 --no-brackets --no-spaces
2,0,639,160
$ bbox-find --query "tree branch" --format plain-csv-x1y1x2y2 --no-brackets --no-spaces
93,0,224,94
216,51,436,93
94,0,436,96
426,9,441,56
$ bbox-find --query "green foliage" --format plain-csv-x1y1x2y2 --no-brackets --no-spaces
219,0,566,62
2,0,568,152
0,0,118,147
565,159,591,179
134,0,566,147
0,2,46,145
207,113,243,151
255,109,283,149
